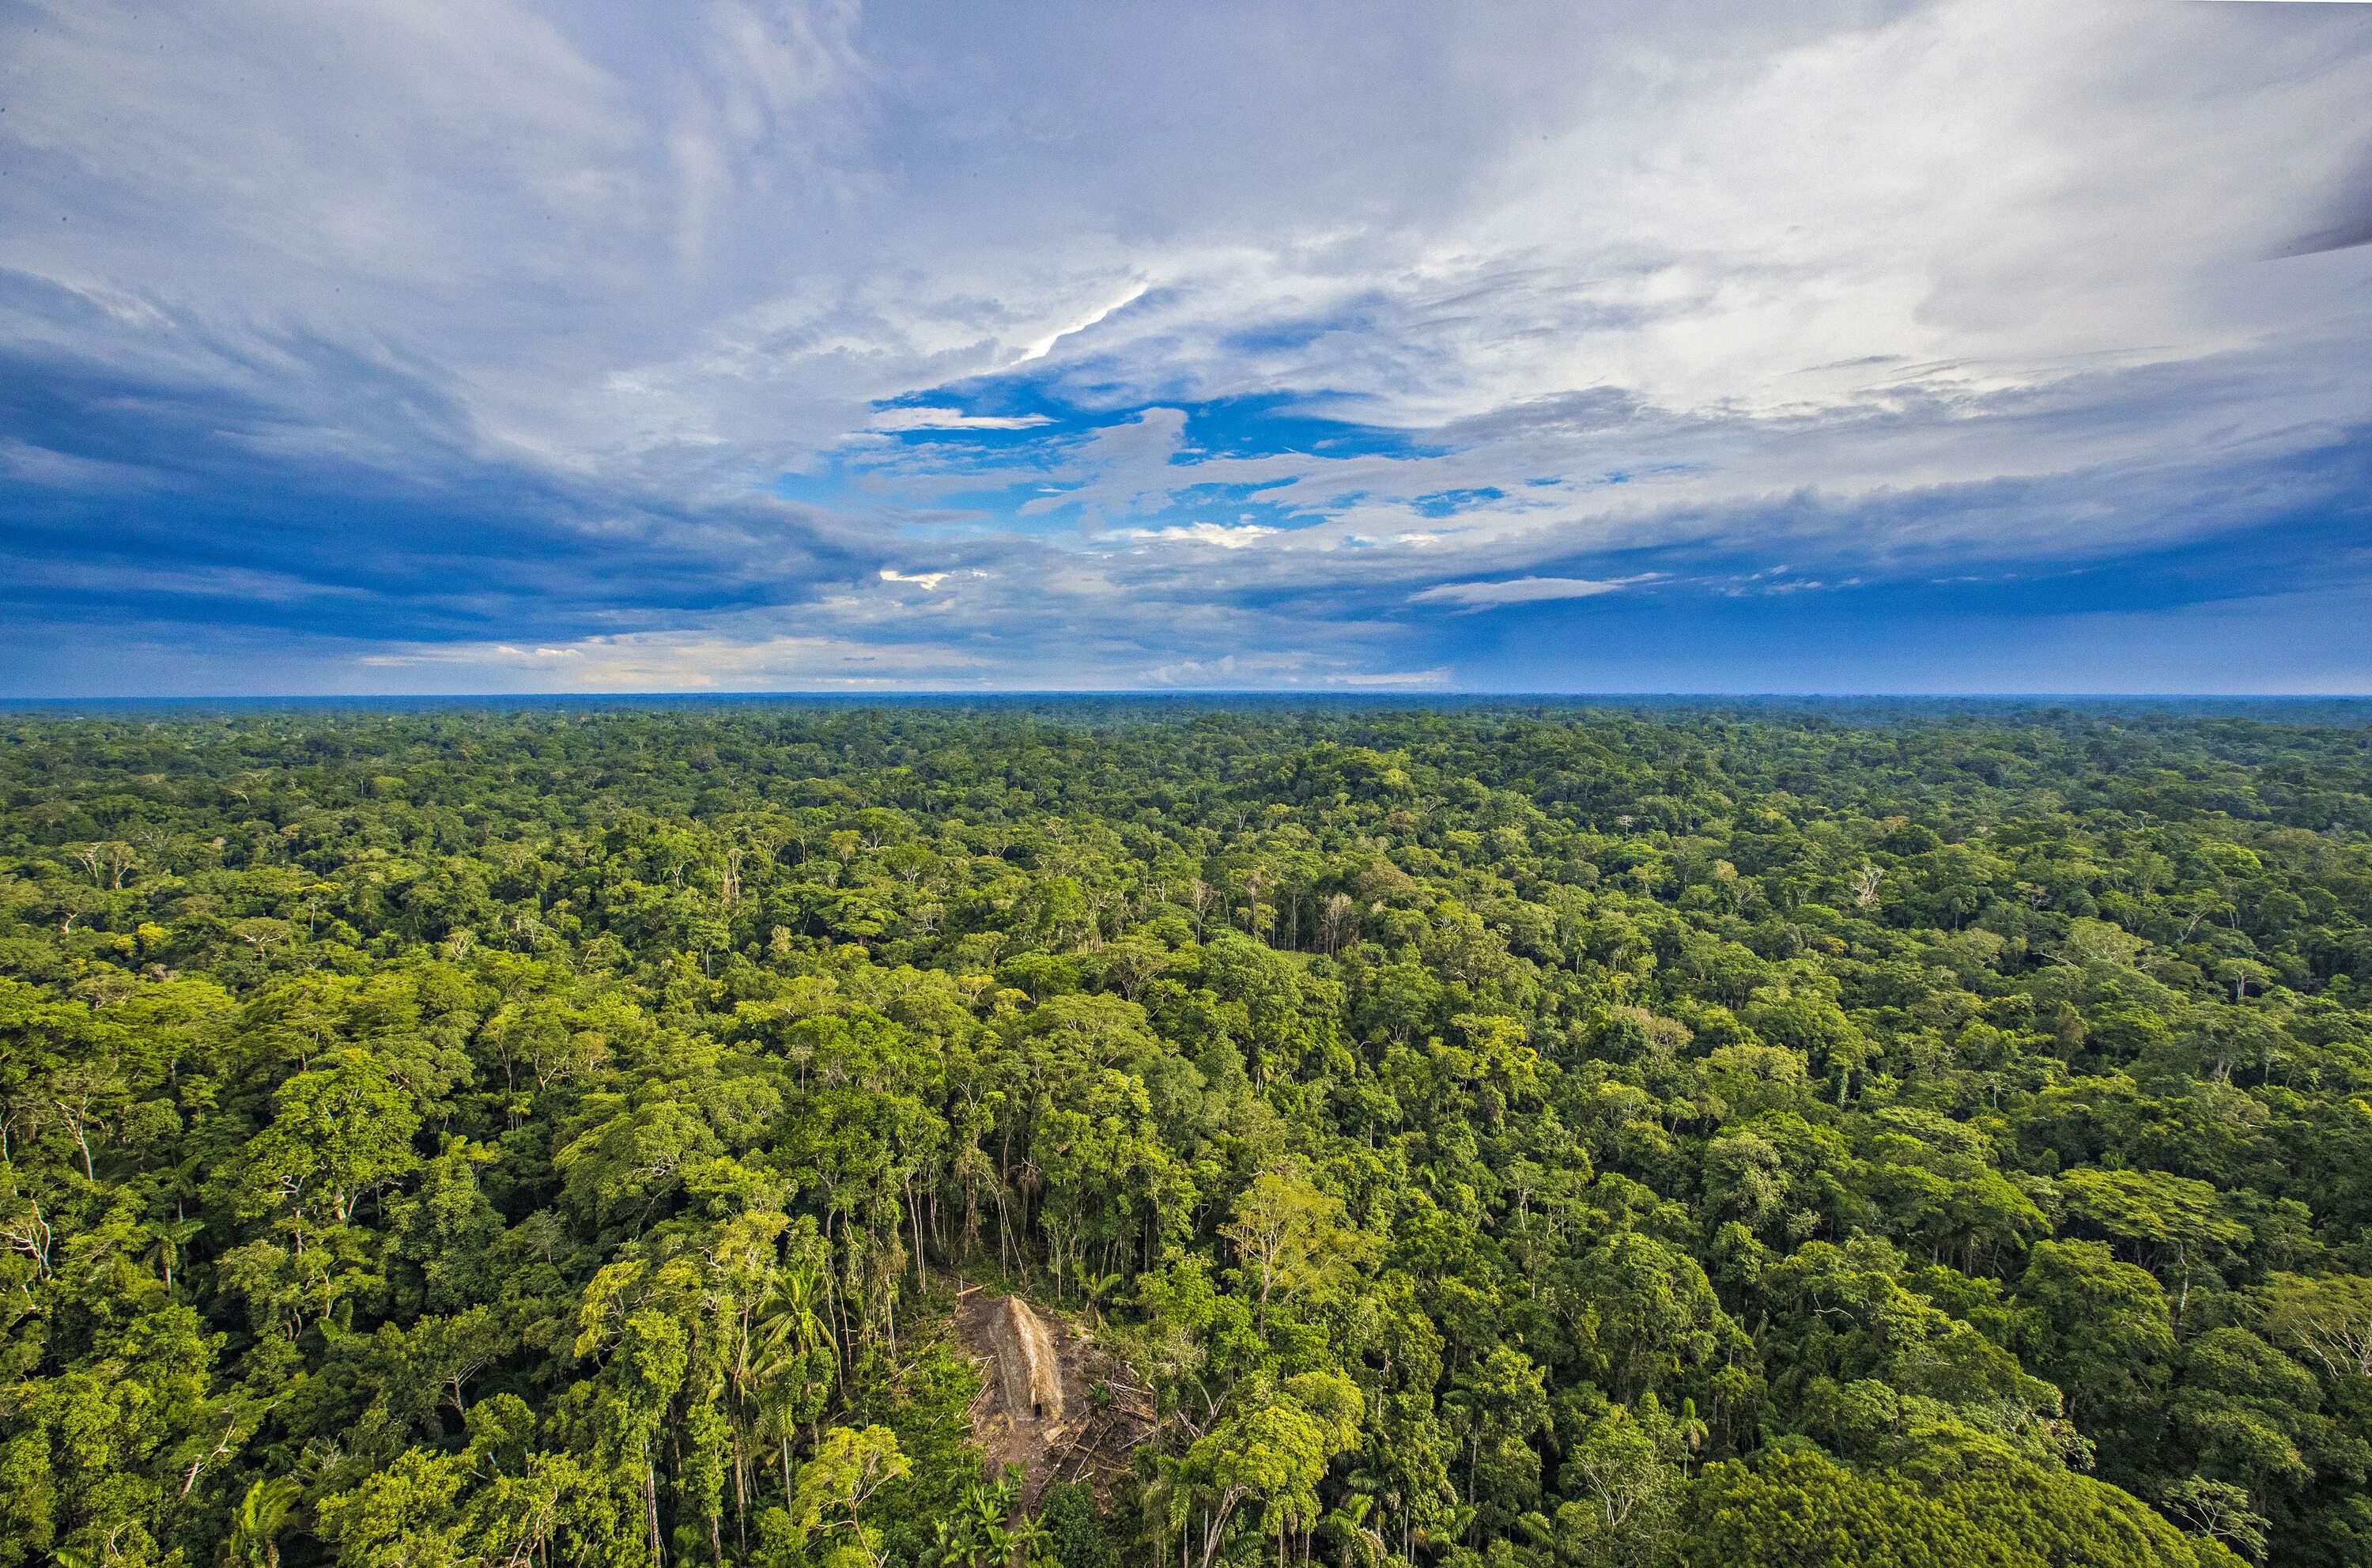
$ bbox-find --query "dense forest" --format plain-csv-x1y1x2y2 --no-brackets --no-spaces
2,701,2370,1568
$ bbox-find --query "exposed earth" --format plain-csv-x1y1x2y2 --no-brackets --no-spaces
953,1288,1156,1507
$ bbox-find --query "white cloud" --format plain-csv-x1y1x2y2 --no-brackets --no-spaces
1016,281,1151,363
1140,652,1449,689
869,409,1053,432
1411,576,1652,609
1114,523,1279,550
357,628,992,690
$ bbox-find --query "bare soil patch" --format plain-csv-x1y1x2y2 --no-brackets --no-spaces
954,1287,1155,1507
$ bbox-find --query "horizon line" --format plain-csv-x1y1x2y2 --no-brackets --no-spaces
6,690,2372,707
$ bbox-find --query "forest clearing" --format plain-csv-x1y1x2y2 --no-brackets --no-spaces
955,1290,1154,1506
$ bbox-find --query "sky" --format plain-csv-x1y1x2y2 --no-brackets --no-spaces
3,0,2371,696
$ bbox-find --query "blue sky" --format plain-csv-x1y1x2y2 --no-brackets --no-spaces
3,0,2370,694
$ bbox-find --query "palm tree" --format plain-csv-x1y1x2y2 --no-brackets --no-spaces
1010,1505,1055,1568
221,1475,304,1568
751,1263,837,1499
1079,1270,1127,1326
1316,1495,1386,1568
927,1480,1017,1568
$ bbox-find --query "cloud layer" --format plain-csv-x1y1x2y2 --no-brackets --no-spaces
3,0,2370,693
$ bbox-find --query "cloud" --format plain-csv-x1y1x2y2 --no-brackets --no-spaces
3,0,2370,693
1016,282,1151,363
1114,523,1279,550
353,629,994,691
1140,652,1451,690
1411,576,1654,609
870,408,1055,432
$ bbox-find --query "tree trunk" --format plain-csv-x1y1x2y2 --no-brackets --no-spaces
733,1428,747,1551
644,1442,665,1568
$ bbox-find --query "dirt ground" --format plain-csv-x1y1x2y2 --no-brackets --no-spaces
953,1287,1155,1508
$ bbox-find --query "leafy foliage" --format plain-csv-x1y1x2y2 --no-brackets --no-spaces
0,701,2368,1566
